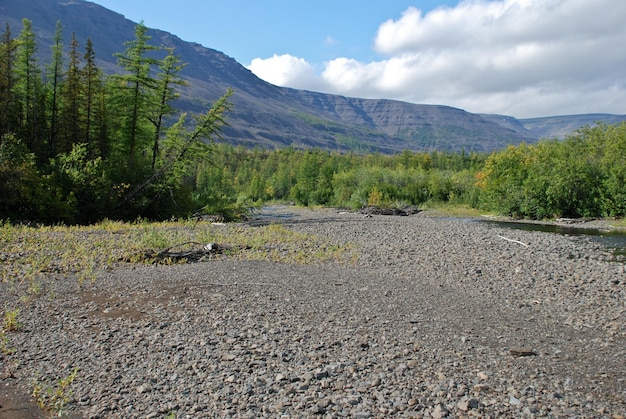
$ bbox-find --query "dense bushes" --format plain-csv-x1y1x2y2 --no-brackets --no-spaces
476,122,626,218
193,147,485,211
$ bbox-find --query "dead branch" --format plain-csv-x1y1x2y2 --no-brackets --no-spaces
498,235,529,247
140,241,226,262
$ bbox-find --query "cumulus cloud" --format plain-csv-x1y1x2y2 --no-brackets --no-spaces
247,54,319,88
247,0,626,117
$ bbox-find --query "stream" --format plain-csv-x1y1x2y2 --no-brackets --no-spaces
476,219,626,259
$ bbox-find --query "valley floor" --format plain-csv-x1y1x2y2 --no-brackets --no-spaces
1,207,625,418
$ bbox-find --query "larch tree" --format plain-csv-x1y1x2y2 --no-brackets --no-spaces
82,37,107,159
14,18,44,154
47,21,64,158
58,32,81,155
113,21,160,171
149,47,187,170
0,23,18,138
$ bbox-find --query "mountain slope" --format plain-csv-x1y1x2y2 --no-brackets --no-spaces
519,114,626,139
1,0,620,153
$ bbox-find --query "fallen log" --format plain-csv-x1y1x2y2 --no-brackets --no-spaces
140,241,226,263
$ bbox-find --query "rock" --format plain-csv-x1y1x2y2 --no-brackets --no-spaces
457,400,470,411
458,398,480,411
432,404,449,418
524,406,540,414
136,383,152,394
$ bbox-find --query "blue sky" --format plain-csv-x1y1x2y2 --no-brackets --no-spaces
93,0,626,118
93,1,457,65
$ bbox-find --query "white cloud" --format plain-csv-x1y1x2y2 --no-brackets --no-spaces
248,0,626,117
247,54,319,88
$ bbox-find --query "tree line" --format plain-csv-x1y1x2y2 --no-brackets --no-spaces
0,19,232,223
1,19,624,224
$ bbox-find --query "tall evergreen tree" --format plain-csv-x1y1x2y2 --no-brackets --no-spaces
47,21,64,158
149,47,187,169
58,33,81,154
14,18,45,154
114,22,160,171
82,37,107,159
0,23,18,138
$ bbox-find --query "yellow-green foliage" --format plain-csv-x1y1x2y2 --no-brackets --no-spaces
0,219,354,284
32,367,79,417
476,122,626,219
2,307,20,332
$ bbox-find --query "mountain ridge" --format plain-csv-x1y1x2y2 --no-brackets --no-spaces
2,0,624,152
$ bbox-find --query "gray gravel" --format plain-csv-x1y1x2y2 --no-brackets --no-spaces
1,206,625,418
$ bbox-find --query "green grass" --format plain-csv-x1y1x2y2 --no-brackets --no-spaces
32,367,79,417
2,307,20,332
0,219,355,285
609,218,626,229
419,201,488,218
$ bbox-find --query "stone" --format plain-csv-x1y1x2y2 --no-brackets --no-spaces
432,404,449,418
457,400,470,411
458,398,480,411
136,383,152,394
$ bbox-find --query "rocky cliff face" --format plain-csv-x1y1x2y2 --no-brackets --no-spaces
2,0,623,152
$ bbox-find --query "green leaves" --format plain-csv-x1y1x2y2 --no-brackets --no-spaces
477,122,626,219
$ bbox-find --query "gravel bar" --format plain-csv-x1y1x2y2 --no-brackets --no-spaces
1,206,625,418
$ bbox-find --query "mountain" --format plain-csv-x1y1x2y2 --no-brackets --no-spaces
1,0,622,153
519,114,626,139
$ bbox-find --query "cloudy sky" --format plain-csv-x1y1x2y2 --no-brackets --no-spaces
95,0,626,118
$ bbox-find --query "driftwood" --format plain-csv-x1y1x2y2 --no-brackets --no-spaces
509,347,536,357
498,235,529,247
141,241,226,262
359,206,421,216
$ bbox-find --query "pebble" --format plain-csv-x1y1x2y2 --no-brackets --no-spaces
1,207,624,418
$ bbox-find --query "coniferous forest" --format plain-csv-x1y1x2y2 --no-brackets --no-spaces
1,20,625,224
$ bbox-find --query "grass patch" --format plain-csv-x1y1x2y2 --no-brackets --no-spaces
608,217,626,229
2,307,20,332
0,219,354,284
32,367,79,417
419,201,488,218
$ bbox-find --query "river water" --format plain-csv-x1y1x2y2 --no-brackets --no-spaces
476,219,626,258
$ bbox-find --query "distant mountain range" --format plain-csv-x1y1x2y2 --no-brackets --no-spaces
2,0,625,153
